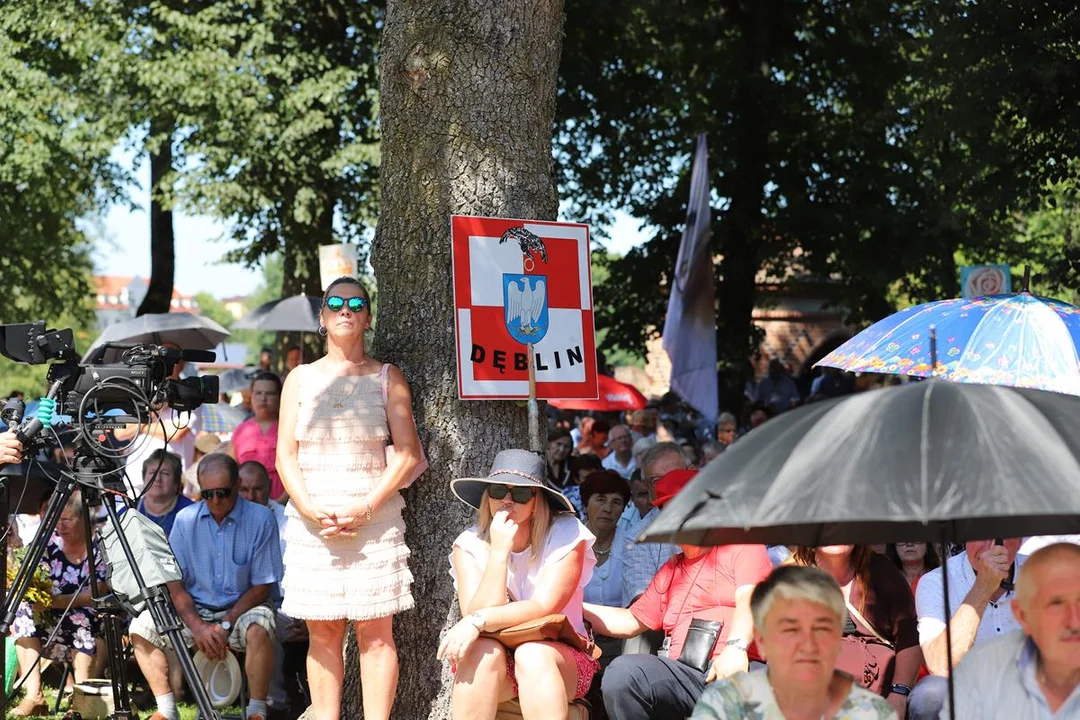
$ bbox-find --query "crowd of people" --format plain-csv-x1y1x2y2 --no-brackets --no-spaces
0,285,1078,720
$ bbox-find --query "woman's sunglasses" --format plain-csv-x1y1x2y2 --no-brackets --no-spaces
487,485,536,504
324,295,369,313
201,487,233,500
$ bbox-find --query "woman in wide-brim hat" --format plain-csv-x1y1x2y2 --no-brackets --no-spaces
439,449,599,719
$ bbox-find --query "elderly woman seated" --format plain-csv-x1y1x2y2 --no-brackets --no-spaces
10,491,108,717
690,566,897,720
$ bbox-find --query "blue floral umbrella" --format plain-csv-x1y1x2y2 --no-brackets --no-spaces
817,292,1080,396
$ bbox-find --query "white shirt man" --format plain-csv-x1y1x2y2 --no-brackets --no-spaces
602,425,637,479
908,538,1027,720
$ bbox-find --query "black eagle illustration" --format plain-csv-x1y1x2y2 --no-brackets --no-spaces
500,226,549,264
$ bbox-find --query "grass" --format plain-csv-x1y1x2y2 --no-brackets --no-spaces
4,686,240,719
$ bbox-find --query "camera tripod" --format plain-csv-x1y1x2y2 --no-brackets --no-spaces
1,451,222,720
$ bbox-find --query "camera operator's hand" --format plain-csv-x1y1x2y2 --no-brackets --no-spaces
0,431,23,466
192,620,229,661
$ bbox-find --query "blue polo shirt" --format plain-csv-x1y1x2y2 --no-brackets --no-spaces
168,496,283,610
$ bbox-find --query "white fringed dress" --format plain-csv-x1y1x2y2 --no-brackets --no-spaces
280,365,414,621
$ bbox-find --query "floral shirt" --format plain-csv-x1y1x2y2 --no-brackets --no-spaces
690,671,897,720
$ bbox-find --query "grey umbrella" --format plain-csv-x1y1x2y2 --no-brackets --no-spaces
642,379,1080,720
233,295,322,332
86,313,230,357
642,380,1080,547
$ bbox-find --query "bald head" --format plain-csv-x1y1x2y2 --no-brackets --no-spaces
1016,542,1080,609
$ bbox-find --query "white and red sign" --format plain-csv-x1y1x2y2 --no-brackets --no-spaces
451,215,598,400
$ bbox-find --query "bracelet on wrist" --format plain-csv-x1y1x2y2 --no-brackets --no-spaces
724,638,750,652
890,683,912,697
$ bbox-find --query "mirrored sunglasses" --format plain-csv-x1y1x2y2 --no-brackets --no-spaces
324,295,368,313
487,485,536,504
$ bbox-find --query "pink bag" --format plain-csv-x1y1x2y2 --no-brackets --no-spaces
381,364,428,487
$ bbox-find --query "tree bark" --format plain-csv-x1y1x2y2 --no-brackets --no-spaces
342,1,567,718
137,117,176,316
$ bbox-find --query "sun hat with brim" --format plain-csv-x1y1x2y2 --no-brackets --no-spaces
193,649,242,708
451,449,576,514
652,468,697,508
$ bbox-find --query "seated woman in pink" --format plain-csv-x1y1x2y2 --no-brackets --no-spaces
438,449,598,720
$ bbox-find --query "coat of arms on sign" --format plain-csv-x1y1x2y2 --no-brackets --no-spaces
500,226,549,344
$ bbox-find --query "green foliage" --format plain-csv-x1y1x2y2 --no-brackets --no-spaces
556,0,1080,376
149,0,384,286
0,2,125,329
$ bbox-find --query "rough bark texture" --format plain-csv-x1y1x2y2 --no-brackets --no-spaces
138,118,176,316
345,1,566,718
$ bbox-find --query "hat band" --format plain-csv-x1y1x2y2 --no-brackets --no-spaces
489,468,544,485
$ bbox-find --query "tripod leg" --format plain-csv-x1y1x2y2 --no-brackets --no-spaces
144,588,221,720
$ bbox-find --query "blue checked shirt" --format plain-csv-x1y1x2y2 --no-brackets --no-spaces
619,506,676,606
169,497,283,610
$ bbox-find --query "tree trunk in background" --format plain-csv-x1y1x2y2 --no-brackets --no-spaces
345,1,566,717
137,117,176,316
716,0,773,414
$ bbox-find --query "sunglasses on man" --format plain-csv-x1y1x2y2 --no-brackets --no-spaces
324,296,369,313
487,485,536,504
201,487,233,500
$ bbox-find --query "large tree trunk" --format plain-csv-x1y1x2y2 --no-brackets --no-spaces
137,117,176,316
716,0,773,413
352,1,566,717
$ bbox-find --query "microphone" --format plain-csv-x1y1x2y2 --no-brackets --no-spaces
15,381,63,446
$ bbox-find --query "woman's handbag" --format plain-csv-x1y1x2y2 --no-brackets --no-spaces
676,618,724,673
481,614,602,660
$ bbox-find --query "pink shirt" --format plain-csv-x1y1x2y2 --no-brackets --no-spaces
232,418,283,499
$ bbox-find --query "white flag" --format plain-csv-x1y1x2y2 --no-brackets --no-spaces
662,134,717,421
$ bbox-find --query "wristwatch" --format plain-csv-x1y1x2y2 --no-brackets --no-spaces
890,683,912,697
464,612,486,632
725,638,750,651
221,620,233,632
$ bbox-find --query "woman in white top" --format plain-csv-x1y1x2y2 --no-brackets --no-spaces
439,449,598,720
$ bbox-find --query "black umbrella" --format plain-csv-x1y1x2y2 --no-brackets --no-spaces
233,295,322,333
641,380,1080,720
642,380,1080,547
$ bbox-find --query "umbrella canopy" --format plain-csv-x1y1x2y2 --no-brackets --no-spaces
217,367,258,394
641,380,1080,547
817,293,1080,396
87,313,230,357
547,375,648,412
197,403,251,434
233,295,323,333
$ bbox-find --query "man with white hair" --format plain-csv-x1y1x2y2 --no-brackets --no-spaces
946,542,1080,718
602,424,637,478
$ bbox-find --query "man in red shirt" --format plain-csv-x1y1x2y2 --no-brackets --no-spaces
584,469,773,720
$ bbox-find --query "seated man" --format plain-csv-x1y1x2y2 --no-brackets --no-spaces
129,454,282,720
908,538,1026,719
585,469,773,720
946,542,1080,718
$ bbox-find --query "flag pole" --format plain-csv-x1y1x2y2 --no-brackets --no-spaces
527,342,540,452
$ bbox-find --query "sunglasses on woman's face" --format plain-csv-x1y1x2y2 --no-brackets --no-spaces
324,295,368,313
488,485,536,504
201,487,233,500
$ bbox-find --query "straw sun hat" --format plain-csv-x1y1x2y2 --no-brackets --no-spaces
451,449,575,514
